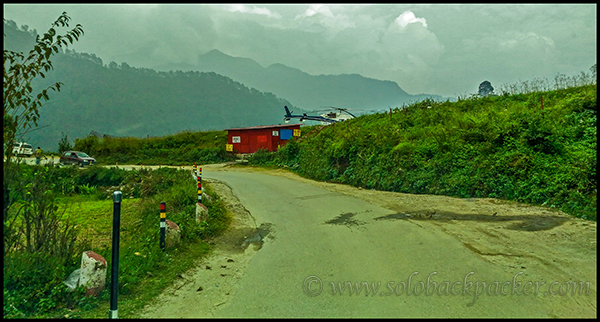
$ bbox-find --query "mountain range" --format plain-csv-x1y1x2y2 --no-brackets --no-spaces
4,19,445,151
155,49,445,113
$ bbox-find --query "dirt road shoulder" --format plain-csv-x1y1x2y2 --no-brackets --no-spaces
139,177,268,318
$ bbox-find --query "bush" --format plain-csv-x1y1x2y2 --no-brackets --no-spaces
247,148,275,165
58,132,73,154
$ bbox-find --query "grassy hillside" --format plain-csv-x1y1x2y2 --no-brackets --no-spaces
250,84,597,220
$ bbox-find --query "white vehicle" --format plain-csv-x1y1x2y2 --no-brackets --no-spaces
12,142,34,157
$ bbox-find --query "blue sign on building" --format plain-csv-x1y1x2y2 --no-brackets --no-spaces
280,129,293,140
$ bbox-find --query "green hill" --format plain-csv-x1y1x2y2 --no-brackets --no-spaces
3,20,301,152
252,84,597,220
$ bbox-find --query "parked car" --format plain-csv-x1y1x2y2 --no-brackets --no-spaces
60,151,96,167
12,142,34,157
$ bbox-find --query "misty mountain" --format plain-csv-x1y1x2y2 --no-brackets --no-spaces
156,49,444,112
3,21,300,151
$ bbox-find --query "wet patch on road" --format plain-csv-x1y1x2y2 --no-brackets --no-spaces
211,222,274,253
374,212,441,221
324,212,366,230
373,211,568,231
242,223,274,251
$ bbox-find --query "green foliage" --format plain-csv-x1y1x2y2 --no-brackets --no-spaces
3,12,83,156
252,85,597,221
3,163,87,318
247,148,276,165
72,130,233,165
3,14,232,319
4,164,231,318
4,164,81,258
4,252,86,317
478,80,494,97
58,132,73,153
93,167,229,300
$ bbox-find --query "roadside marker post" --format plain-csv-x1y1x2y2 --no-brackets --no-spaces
197,168,202,204
160,202,166,251
109,191,122,319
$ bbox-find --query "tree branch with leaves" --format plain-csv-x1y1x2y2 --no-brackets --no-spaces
4,12,83,258
3,12,83,157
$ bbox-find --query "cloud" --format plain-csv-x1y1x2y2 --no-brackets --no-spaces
295,4,334,18
293,4,355,34
498,31,555,52
393,11,427,29
225,4,281,19
2,4,595,97
380,11,443,65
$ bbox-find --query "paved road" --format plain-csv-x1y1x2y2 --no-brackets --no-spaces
201,169,553,318
11,159,588,317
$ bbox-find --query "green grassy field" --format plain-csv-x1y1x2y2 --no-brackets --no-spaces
3,165,230,319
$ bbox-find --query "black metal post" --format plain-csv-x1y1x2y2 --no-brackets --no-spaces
160,202,166,251
109,191,122,319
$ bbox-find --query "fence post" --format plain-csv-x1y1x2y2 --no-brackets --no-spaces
109,191,122,319
160,202,166,251
197,167,202,204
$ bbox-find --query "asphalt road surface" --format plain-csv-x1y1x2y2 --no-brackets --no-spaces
141,165,596,318
11,158,594,317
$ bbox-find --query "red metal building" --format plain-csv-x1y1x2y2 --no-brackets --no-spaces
225,124,302,154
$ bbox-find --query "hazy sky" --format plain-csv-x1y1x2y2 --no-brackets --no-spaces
3,3,597,97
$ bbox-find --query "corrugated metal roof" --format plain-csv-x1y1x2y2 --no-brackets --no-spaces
225,123,302,131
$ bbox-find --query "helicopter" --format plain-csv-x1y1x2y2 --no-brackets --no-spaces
283,106,355,124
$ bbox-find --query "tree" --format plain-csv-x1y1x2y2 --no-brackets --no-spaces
478,80,494,97
58,132,72,153
4,12,83,256
3,12,83,158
